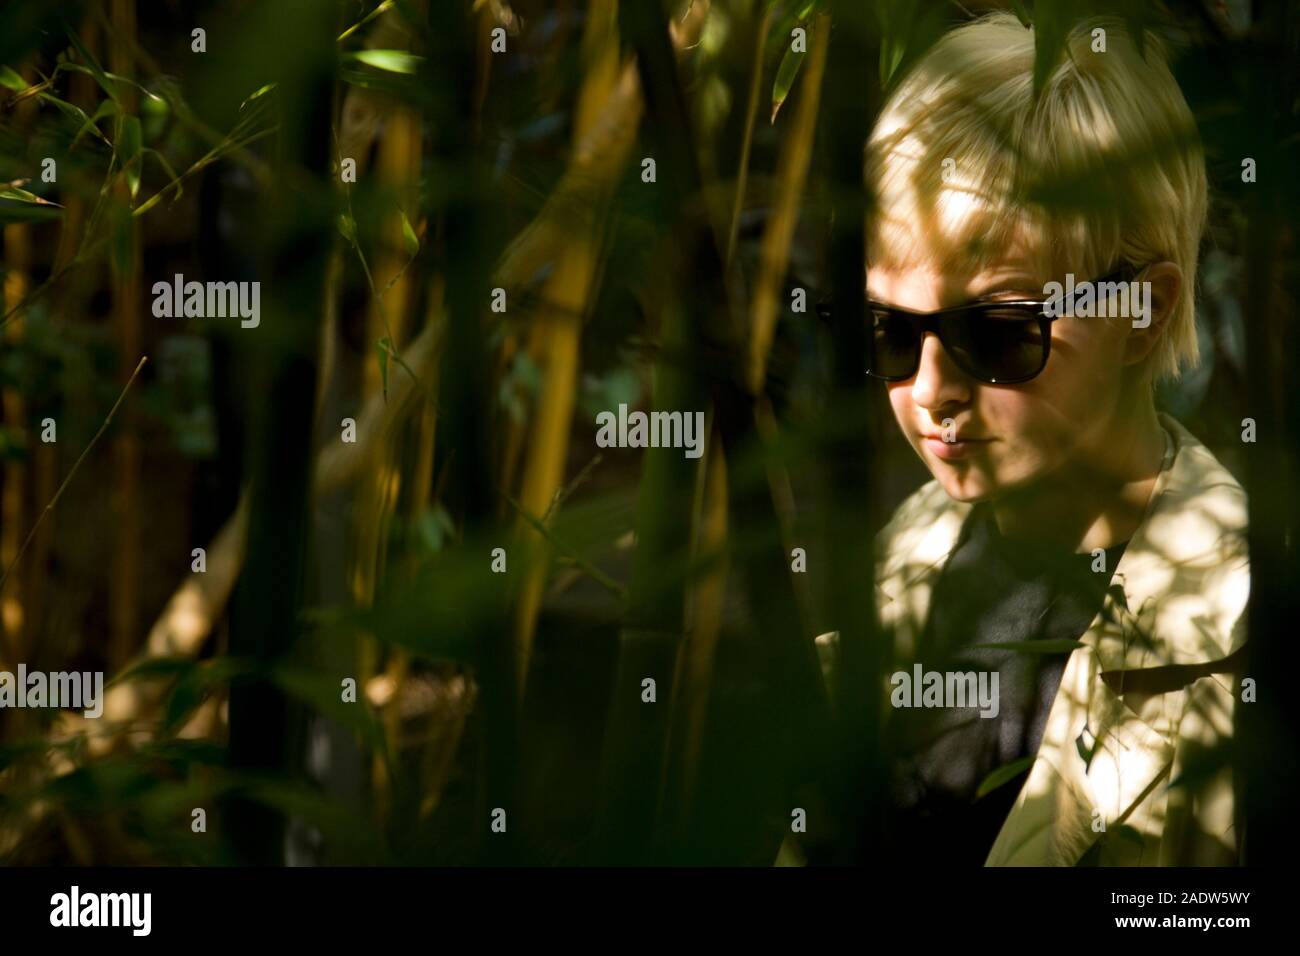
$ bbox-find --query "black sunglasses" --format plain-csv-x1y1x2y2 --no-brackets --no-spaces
816,263,1141,385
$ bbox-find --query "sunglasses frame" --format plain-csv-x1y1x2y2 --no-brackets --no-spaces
816,263,1144,386
863,298,1060,385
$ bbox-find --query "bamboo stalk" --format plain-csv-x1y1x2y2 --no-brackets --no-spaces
725,7,772,267
354,75,424,824
108,0,142,670
669,432,728,817
55,32,649,753
745,13,830,395
511,0,630,695
1,221,30,662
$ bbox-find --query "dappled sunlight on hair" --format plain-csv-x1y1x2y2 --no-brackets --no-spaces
865,12,1207,381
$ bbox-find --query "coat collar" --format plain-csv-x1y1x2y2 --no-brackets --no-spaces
876,414,1249,672
873,415,1250,866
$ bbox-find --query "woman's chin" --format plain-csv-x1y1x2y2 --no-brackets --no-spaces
929,463,1008,504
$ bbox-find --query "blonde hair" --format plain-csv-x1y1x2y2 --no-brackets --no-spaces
866,13,1207,382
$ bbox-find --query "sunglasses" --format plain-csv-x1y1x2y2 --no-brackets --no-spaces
817,263,1140,385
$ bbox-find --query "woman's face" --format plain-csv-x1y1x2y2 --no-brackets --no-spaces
868,256,1145,503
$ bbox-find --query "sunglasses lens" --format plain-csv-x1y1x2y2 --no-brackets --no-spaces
869,308,921,378
944,308,1046,382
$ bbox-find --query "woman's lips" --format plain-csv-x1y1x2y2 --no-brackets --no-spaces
921,435,991,461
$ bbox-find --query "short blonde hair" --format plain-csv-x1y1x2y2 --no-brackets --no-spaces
866,13,1207,382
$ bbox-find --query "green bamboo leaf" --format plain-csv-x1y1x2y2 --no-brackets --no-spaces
337,213,356,244
37,91,112,146
338,0,396,42
771,43,805,122
110,655,201,687
0,183,61,206
0,182,63,223
1010,0,1032,29
55,63,163,104
239,82,277,111
64,23,119,105
269,666,388,756
399,209,419,258
0,66,27,91
880,35,905,88
976,756,1034,799
121,115,143,200
162,658,248,733
71,98,119,149
1030,1,1068,96
143,147,183,203
345,49,423,74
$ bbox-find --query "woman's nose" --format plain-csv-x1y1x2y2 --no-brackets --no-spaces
908,331,972,411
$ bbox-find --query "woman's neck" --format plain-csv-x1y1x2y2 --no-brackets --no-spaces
990,397,1169,554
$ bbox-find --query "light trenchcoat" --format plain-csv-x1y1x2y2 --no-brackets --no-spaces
811,414,1248,866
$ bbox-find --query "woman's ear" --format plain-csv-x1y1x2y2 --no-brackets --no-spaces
1123,261,1182,366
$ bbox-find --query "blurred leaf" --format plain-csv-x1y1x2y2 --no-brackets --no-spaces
71,98,119,149
240,82,277,111
338,212,356,243
1030,0,1069,96
771,42,805,122
1125,10,1147,61
0,183,60,206
0,183,63,223
0,66,28,91
144,147,184,203
38,91,111,146
111,655,203,688
1010,0,1032,29
162,658,248,733
134,739,229,767
344,49,423,74
976,756,1034,798
269,665,388,757
338,0,396,42
416,504,457,554
232,774,391,863
880,34,905,88
120,115,143,200
56,63,163,105
0,738,82,773
64,22,119,104
400,209,419,257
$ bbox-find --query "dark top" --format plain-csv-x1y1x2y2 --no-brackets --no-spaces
884,501,1128,865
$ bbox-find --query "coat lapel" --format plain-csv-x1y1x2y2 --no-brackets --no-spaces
985,415,1248,865
870,415,1249,866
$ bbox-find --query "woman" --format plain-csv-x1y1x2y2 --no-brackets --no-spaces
814,13,1248,866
